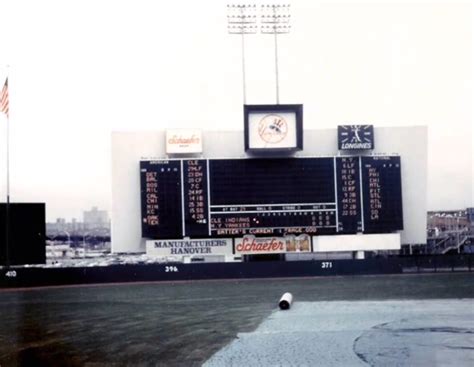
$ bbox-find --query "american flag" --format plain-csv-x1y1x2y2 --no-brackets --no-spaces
1,78,9,118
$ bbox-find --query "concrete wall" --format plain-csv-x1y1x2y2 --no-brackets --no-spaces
111,126,427,253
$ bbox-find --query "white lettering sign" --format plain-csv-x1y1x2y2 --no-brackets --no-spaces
146,238,232,256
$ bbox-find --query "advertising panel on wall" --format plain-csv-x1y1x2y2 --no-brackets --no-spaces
235,234,311,255
166,129,203,154
146,238,233,256
338,125,374,150
312,233,401,252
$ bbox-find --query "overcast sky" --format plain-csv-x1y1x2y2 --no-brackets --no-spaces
0,0,472,221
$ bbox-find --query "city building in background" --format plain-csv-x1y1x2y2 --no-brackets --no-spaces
466,208,474,225
83,206,110,230
45,207,111,263
46,207,110,235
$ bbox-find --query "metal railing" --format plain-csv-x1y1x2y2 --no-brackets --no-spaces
399,254,473,273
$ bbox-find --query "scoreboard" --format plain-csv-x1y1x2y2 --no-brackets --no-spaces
140,156,403,239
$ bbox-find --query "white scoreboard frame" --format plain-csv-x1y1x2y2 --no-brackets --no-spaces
111,126,427,253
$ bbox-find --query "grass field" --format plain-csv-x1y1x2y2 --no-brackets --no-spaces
1,273,473,366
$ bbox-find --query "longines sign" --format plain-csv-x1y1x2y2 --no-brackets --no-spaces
338,125,374,150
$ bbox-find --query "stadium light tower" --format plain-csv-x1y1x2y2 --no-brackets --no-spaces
261,4,291,104
227,4,257,104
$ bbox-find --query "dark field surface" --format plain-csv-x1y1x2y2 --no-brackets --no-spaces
1,273,473,366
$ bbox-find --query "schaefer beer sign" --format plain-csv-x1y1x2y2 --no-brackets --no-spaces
166,129,203,154
235,235,311,255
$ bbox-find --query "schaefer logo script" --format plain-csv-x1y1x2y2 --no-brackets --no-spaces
235,236,285,255
166,129,203,153
168,134,200,147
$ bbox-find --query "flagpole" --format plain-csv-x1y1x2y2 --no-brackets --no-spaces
2,68,10,268
6,81,10,268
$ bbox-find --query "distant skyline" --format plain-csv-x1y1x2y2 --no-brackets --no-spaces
0,0,472,221
47,205,109,222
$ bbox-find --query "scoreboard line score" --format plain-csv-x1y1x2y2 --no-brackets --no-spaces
140,156,403,239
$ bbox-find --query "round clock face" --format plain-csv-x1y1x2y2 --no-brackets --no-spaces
340,125,373,144
258,114,288,144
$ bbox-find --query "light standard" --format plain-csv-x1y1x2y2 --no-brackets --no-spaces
227,4,257,104
261,4,291,104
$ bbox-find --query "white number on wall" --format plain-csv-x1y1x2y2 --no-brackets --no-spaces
321,262,333,269
5,270,17,278
165,266,179,273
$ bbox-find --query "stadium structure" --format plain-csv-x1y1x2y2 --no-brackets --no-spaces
111,118,427,264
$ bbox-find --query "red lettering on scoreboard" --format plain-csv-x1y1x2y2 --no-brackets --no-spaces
235,236,285,254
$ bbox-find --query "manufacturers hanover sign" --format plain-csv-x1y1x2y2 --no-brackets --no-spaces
146,239,233,256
